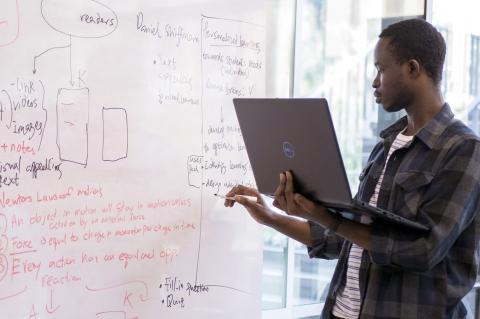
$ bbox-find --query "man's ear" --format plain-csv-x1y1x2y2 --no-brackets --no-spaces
407,59,421,78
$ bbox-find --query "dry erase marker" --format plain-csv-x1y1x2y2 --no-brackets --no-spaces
214,193,257,201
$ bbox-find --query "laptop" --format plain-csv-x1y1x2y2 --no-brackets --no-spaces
232,98,429,232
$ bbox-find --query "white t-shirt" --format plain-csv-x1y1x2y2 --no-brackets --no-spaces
331,131,413,319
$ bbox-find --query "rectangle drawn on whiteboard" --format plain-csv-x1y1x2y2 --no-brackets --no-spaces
102,107,128,161
56,87,89,166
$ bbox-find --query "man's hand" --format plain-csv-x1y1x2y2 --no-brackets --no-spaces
294,187,371,250
224,174,371,249
293,192,338,229
224,185,276,226
273,171,318,219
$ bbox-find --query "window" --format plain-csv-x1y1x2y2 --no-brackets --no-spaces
263,1,480,317
263,227,289,309
430,0,480,133
293,242,336,306
469,35,480,97
431,4,480,317
263,1,425,318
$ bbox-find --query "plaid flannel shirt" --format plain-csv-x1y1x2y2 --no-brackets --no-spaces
308,104,480,319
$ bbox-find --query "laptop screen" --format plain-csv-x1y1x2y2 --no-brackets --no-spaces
233,98,354,206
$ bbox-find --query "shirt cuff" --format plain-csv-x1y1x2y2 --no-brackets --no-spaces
307,220,327,258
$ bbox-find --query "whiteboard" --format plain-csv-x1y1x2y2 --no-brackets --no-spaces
0,0,264,318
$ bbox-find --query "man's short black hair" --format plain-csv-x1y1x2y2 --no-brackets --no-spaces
379,18,446,85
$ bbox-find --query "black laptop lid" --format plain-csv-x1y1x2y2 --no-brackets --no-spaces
233,98,353,206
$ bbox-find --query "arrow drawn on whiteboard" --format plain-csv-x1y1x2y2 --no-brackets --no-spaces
45,288,60,313
220,104,224,123
69,35,74,86
33,43,72,75
0,286,27,301
86,280,151,302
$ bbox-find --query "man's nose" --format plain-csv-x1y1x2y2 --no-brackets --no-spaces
372,73,380,88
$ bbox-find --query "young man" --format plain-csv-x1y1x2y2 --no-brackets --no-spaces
225,19,480,319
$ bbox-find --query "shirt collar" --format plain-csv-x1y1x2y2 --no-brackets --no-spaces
379,103,454,149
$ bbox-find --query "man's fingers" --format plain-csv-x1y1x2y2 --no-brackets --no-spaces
294,193,329,218
234,186,263,204
227,185,259,197
238,186,261,197
235,195,257,208
273,173,286,196
285,171,299,213
294,193,317,213
273,173,287,208
224,185,263,206
284,171,294,195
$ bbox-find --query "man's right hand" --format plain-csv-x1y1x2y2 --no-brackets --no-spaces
224,183,314,247
224,185,276,226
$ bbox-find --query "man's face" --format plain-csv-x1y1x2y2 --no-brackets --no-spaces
372,37,413,112
0,0,19,46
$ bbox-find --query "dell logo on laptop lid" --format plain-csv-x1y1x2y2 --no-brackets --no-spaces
282,141,295,159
